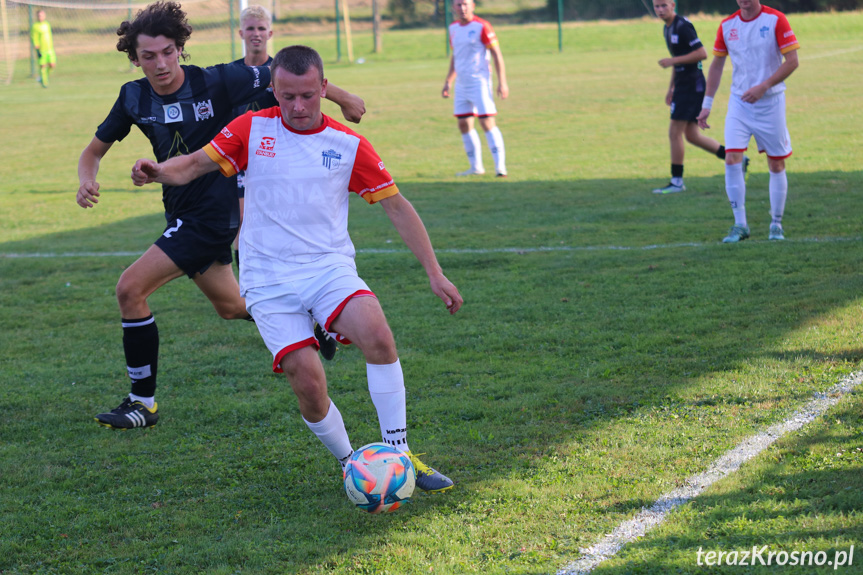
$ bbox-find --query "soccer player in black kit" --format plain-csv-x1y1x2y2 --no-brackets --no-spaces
76,1,364,429
651,0,742,194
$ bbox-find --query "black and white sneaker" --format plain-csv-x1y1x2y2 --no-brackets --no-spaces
95,397,159,429
314,322,338,361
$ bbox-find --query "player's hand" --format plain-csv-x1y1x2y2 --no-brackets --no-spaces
696,108,711,130
442,84,450,98
131,159,160,186
429,273,463,315
741,83,768,104
77,181,100,208
340,94,366,124
497,82,509,100
658,58,673,68
36,49,42,59
665,89,673,106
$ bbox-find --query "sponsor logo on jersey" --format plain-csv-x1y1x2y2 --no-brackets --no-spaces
378,161,386,171
322,149,342,170
671,34,679,44
689,38,700,47
194,99,214,121
255,136,276,158
252,66,262,89
163,103,183,123
729,28,739,41
220,127,233,138
760,25,770,38
139,116,158,124
784,30,795,38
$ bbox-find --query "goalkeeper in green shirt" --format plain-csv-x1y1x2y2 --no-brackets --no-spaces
30,10,56,87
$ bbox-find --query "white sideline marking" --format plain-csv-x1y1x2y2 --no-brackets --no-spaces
556,372,863,575
1,236,860,259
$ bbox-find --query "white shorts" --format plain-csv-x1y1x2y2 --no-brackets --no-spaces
725,92,792,160
245,265,376,373
453,79,497,118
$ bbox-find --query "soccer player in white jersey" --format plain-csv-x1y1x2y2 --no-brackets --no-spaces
130,45,463,493
697,0,799,243
442,0,509,177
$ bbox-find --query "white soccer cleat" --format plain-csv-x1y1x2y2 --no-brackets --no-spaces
456,168,486,176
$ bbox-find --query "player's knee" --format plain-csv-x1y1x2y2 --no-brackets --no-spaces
358,325,397,363
115,275,145,309
214,301,249,320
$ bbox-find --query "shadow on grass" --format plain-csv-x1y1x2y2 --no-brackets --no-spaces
1,171,862,573
590,395,863,574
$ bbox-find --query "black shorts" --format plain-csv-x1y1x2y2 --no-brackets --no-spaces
670,87,705,123
154,216,237,278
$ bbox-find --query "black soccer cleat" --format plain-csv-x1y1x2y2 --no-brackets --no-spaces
95,397,159,429
315,322,338,361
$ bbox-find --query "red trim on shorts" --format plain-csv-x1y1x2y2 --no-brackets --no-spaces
325,289,377,345
766,151,793,160
272,337,318,373
726,148,748,153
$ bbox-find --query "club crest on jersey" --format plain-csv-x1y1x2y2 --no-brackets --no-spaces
194,99,214,121
322,149,342,170
759,26,770,38
256,136,276,158
670,34,679,44
163,103,183,123
729,28,739,41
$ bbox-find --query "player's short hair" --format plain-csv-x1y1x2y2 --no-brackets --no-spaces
116,1,192,62
240,5,272,25
271,45,324,83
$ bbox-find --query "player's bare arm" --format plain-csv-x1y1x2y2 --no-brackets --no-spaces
659,46,707,68
77,137,114,209
324,83,366,123
697,55,727,130
442,57,456,98
741,49,799,104
489,44,509,99
131,149,220,188
379,193,463,315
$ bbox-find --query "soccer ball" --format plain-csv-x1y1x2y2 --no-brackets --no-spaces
343,442,416,513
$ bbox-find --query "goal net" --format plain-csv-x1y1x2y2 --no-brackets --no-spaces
0,0,258,85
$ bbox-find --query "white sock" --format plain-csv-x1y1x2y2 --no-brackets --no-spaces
303,400,354,468
484,126,506,175
769,170,788,225
462,130,483,172
725,162,747,226
129,393,155,409
367,360,409,453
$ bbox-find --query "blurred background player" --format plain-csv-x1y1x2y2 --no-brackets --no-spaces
30,9,56,87
698,0,799,243
76,1,362,429
229,5,341,360
131,45,463,492
442,0,508,177
651,0,740,194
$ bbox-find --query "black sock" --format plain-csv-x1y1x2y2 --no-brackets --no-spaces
122,315,159,398
671,164,684,179
716,145,726,160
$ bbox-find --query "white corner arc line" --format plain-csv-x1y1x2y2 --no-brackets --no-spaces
556,372,863,575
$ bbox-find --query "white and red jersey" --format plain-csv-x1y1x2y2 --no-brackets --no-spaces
449,16,499,86
204,109,399,291
712,5,799,99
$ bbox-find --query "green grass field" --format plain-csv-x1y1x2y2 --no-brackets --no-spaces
1,11,862,575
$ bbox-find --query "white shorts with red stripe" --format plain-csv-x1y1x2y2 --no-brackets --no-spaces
245,265,376,373
724,92,792,160
453,78,497,118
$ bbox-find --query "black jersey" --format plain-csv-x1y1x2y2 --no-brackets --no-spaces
230,56,277,118
95,63,271,228
663,15,705,89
